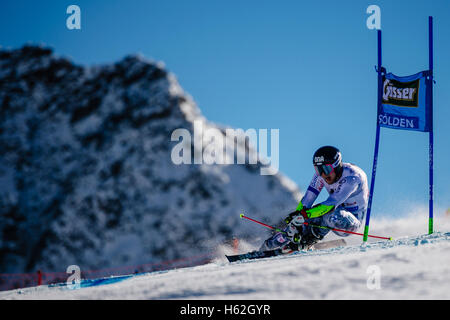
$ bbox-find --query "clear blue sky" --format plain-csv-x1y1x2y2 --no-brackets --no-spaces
1,1,449,226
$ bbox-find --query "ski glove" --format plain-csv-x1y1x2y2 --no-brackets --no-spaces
284,209,308,226
284,209,308,243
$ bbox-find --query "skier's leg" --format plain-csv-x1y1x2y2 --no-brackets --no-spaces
299,216,329,248
323,208,363,237
262,216,331,251
260,208,364,251
260,221,304,251
298,208,363,247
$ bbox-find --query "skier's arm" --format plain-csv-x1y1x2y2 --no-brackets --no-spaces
285,174,324,225
306,176,360,218
298,173,324,210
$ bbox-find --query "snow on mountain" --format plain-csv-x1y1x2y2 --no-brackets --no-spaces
1,214,449,300
0,45,301,274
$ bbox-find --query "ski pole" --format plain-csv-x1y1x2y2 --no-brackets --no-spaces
239,213,287,234
303,222,392,240
240,213,392,240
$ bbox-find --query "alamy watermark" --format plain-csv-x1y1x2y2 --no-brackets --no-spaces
66,5,81,30
366,5,381,30
366,265,381,290
66,265,81,290
171,120,279,175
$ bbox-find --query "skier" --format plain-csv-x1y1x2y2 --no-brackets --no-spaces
260,146,369,252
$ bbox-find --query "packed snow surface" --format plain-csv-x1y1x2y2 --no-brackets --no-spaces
1,215,449,300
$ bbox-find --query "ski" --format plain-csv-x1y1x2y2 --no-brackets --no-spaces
226,248,285,263
226,239,346,263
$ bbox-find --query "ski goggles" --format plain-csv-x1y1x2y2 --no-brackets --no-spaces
314,164,334,176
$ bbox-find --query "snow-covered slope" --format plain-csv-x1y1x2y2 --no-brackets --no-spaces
0,45,301,274
1,214,449,300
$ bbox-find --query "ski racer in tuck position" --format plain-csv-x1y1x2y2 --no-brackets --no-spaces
260,146,369,253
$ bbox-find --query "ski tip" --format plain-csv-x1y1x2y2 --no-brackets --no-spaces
225,255,236,263
239,213,244,218
389,237,393,241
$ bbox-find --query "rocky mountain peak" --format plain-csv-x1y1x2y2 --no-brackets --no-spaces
0,45,301,273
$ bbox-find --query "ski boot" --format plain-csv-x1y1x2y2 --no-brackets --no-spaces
259,231,289,251
280,241,300,254
298,226,324,250
260,223,302,252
